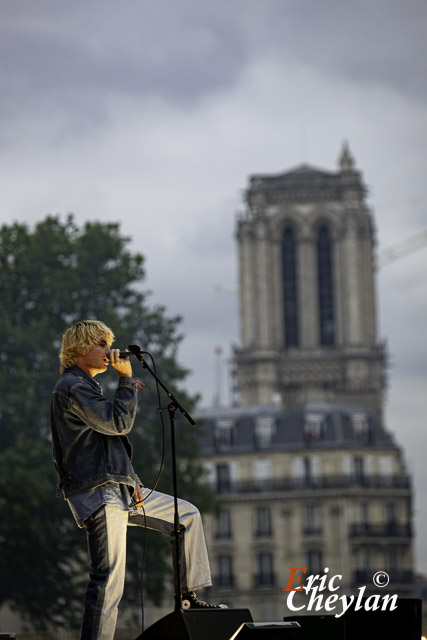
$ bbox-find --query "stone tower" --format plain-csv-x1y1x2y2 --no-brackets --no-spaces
234,143,386,418
196,149,414,619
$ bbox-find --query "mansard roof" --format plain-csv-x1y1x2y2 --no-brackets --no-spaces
196,401,397,455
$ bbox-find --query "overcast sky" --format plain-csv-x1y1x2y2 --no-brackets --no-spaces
1,0,427,574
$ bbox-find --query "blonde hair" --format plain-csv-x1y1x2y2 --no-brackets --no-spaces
59,320,115,373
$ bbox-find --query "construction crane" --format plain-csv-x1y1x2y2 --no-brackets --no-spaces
378,230,427,268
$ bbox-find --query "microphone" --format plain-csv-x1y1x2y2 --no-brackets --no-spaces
107,345,149,358
107,351,133,358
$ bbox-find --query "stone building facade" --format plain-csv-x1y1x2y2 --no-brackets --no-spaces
198,402,413,620
198,145,414,620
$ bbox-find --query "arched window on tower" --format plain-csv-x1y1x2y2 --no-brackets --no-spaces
282,226,299,347
317,225,335,346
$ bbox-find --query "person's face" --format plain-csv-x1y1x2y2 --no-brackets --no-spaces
76,337,111,377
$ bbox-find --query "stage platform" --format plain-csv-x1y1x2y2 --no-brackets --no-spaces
134,597,422,640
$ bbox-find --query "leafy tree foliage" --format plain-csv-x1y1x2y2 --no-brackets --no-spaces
0,215,215,631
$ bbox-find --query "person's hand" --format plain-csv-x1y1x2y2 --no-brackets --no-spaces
133,485,144,510
109,348,132,377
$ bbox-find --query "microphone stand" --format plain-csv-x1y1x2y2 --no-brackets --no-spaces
128,345,196,612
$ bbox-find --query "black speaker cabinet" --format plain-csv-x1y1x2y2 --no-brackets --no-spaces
283,614,344,639
284,597,422,640
230,621,301,639
345,597,422,640
134,608,253,640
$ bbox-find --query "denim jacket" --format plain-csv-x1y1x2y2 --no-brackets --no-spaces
50,365,140,499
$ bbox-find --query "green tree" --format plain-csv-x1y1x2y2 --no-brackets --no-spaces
0,215,215,631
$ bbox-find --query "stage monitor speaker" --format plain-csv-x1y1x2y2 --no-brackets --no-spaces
345,597,422,640
134,608,253,640
283,614,344,639
229,621,301,640
285,597,422,640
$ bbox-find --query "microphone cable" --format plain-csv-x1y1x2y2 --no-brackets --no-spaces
132,351,167,634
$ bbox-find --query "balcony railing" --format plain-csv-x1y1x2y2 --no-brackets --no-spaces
349,523,412,538
212,474,411,495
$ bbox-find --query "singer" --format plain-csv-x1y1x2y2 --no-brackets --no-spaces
50,320,224,640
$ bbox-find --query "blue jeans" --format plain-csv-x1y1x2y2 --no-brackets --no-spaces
81,488,212,640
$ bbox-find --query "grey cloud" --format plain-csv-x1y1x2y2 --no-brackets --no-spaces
0,1,250,120
3,0,427,128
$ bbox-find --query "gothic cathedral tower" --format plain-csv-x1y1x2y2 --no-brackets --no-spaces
234,143,386,418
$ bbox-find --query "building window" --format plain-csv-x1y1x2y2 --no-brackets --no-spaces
304,504,322,535
384,503,398,535
217,554,234,588
306,550,323,575
385,548,399,572
254,459,273,478
304,455,321,485
203,461,216,488
304,457,312,483
255,416,276,449
352,456,367,484
255,506,272,537
317,225,335,346
354,457,364,479
379,455,393,481
216,464,231,492
255,552,275,587
282,226,299,347
216,509,232,539
292,455,321,487
358,502,370,526
352,413,370,441
352,502,370,535
358,547,373,571
216,461,239,493
215,418,234,450
304,413,324,442
385,503,396,523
